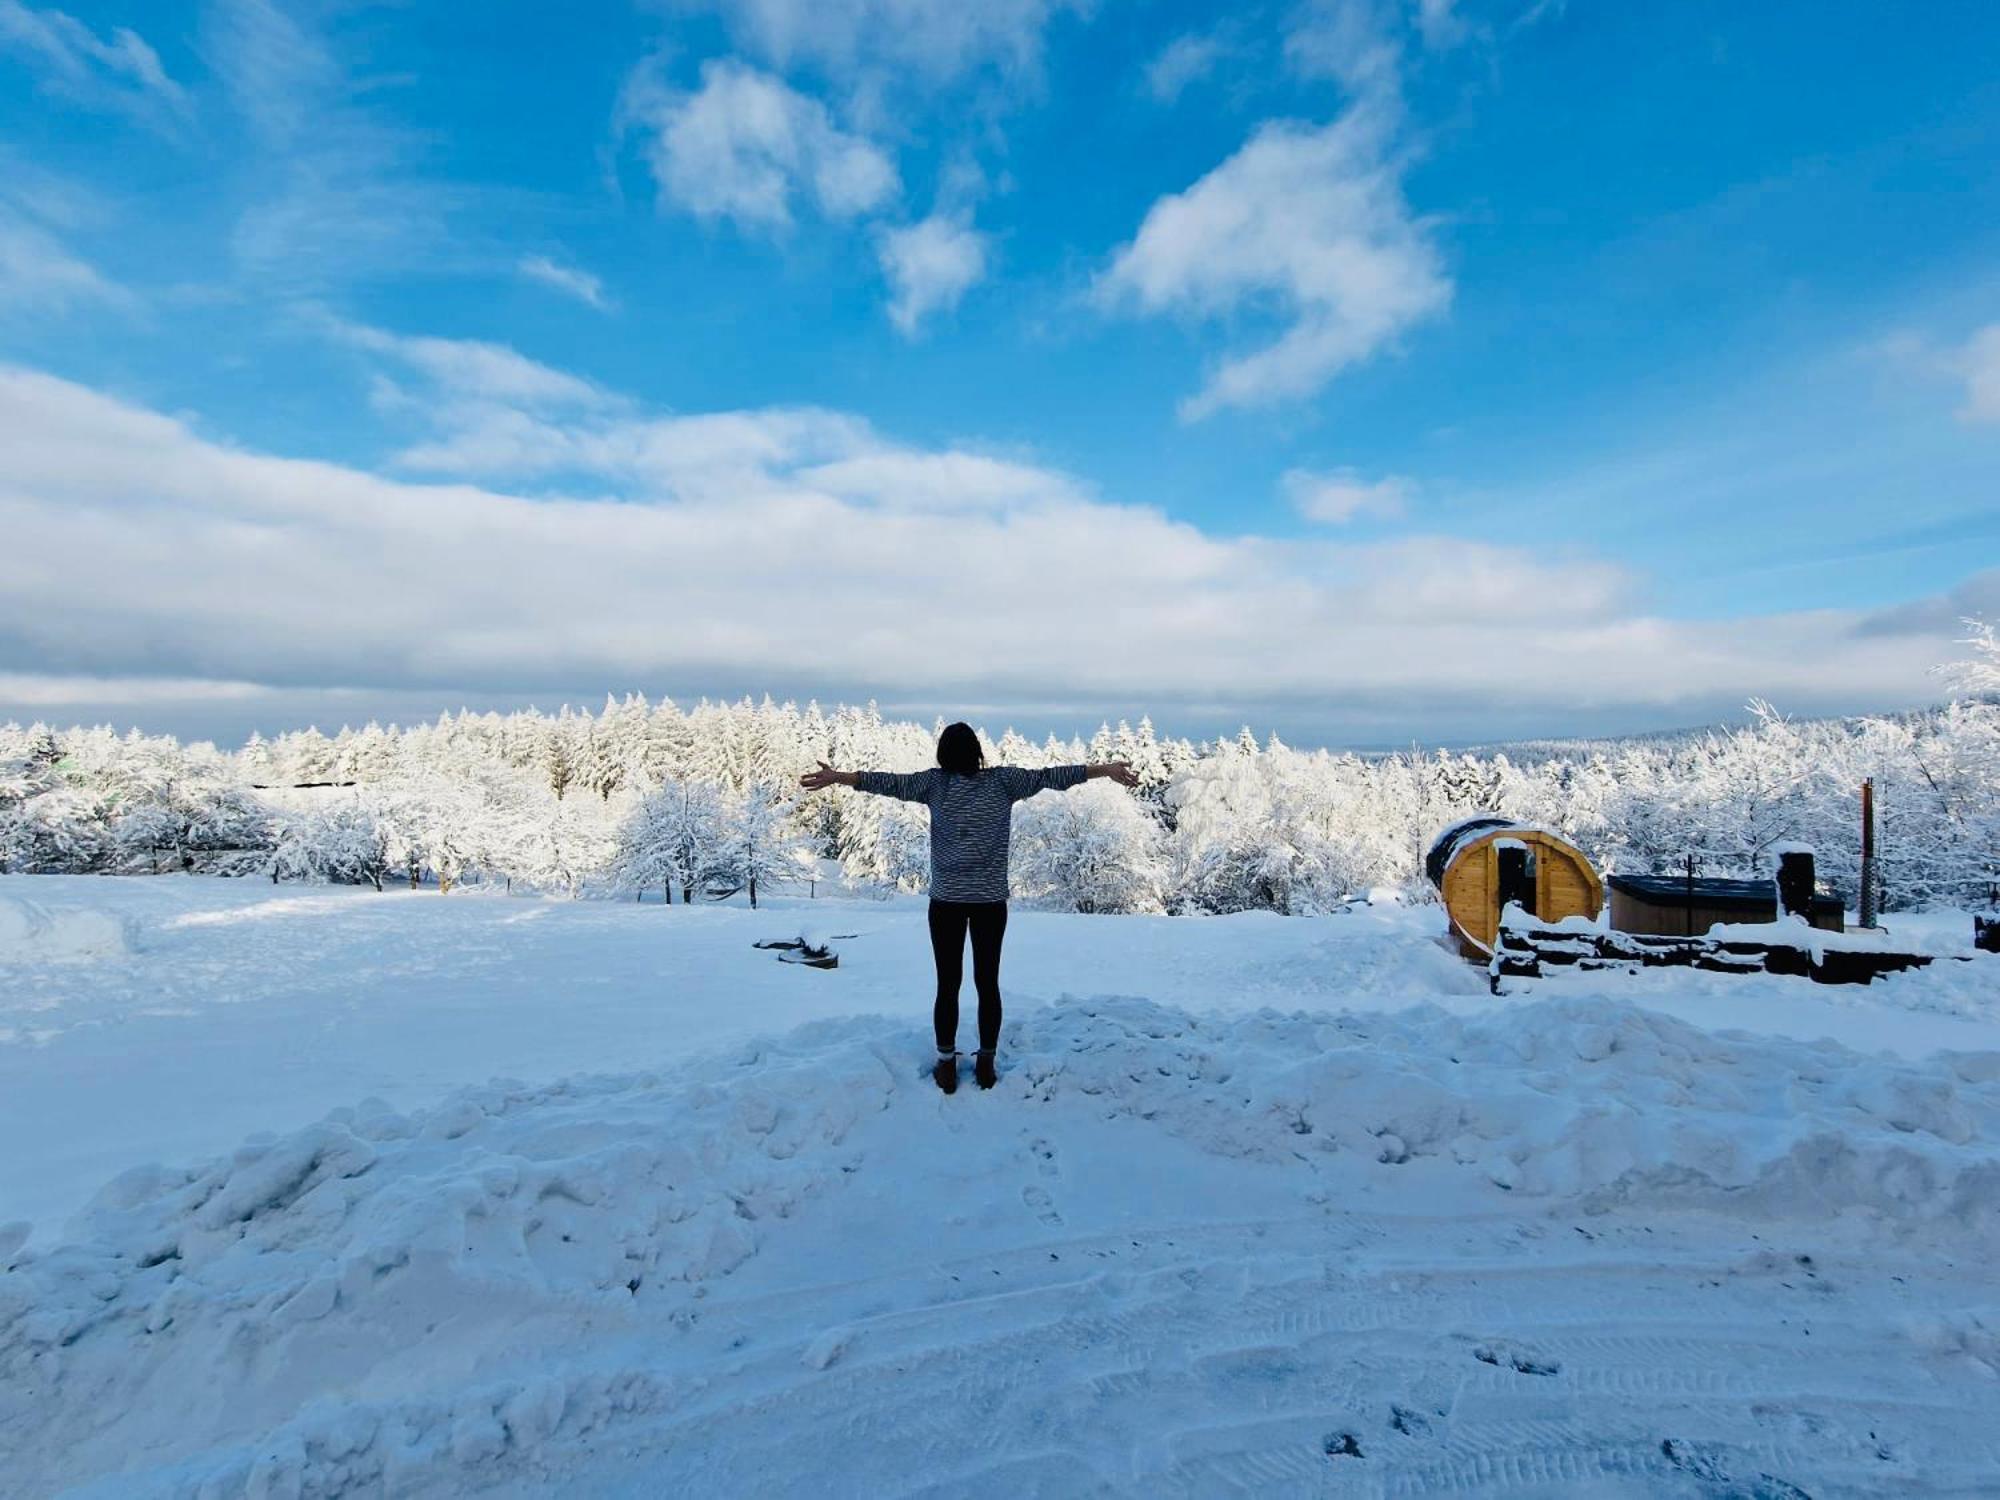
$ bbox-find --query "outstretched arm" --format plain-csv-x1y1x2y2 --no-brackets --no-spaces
799,761,856,792
998,761,1139,800
799,762,936,802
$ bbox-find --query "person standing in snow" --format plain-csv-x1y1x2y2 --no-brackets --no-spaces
800,723,1138,1094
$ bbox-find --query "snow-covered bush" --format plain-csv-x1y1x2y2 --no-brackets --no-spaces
489,780,618,896
269,802,391,888
1012,778,1165,913
610,779,727,904
1937,616,2000,699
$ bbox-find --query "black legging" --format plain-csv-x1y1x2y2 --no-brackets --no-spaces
928,899,1008,1054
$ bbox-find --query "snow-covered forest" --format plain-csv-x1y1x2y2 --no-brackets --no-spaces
3,626,1996,914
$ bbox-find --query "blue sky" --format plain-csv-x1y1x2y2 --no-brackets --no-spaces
1,0,1996,747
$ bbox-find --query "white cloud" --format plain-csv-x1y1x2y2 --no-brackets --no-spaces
1952,324,2000,424
622,57,898,233
1343,535,1630,622
0,1,190,130
517,255,612,312
1282,467,1411,523
796,450,1085,510
878,213,989,335
205,0,450,286
325,320,646,479
1099,98,1450,419
1285,0,1402,91
0,359,1972,729
334,322,614,411
0,146,107,231
1414,0,1471,49
337,324,1064,508
683,0,1080,90
0,151,128,317
1143,31,1228,103
0,673,263,706
0,213,128,314
1881,322,2000,427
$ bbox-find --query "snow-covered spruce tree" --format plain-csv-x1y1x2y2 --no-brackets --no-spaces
834,786,930,894
545,707,582,801
268,726,335,785
0,725,62,872
0,725,116,873
597,693,651,797
875,801,932,892
332,721,399,784
1011,778,1165,913
570,714,616,804
641,699,694,785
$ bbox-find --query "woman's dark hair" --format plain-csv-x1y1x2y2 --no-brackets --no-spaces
935,721,985,777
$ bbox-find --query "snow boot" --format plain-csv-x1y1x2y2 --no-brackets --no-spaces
933,1052,958,1095
974,1050,997,1090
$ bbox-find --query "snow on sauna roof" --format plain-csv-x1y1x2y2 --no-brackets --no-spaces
1422,814,1511,887
1422,815,1574,890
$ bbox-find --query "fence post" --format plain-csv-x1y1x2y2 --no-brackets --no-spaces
1859,779,1878,928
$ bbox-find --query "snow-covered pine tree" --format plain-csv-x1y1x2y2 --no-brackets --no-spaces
545,707,580,801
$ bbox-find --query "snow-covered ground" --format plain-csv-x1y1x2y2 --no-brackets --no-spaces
3,875,1998,1497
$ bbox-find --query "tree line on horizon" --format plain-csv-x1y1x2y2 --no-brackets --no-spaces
2,654,1995,915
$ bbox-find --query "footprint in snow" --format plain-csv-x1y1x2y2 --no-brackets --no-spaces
1022,1183,1063,1227
1659,1439,1812,1500
1389,1404,1434,1436
1473,1342,1561,1377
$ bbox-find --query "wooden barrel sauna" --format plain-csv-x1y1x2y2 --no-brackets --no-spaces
1425,816,1604,957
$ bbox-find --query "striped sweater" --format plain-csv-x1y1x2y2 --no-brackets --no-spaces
852,764,1091,902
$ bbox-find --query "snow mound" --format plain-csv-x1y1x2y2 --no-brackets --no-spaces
4,998,1997,1496
1010,997,2000,1232
0,893,130,962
